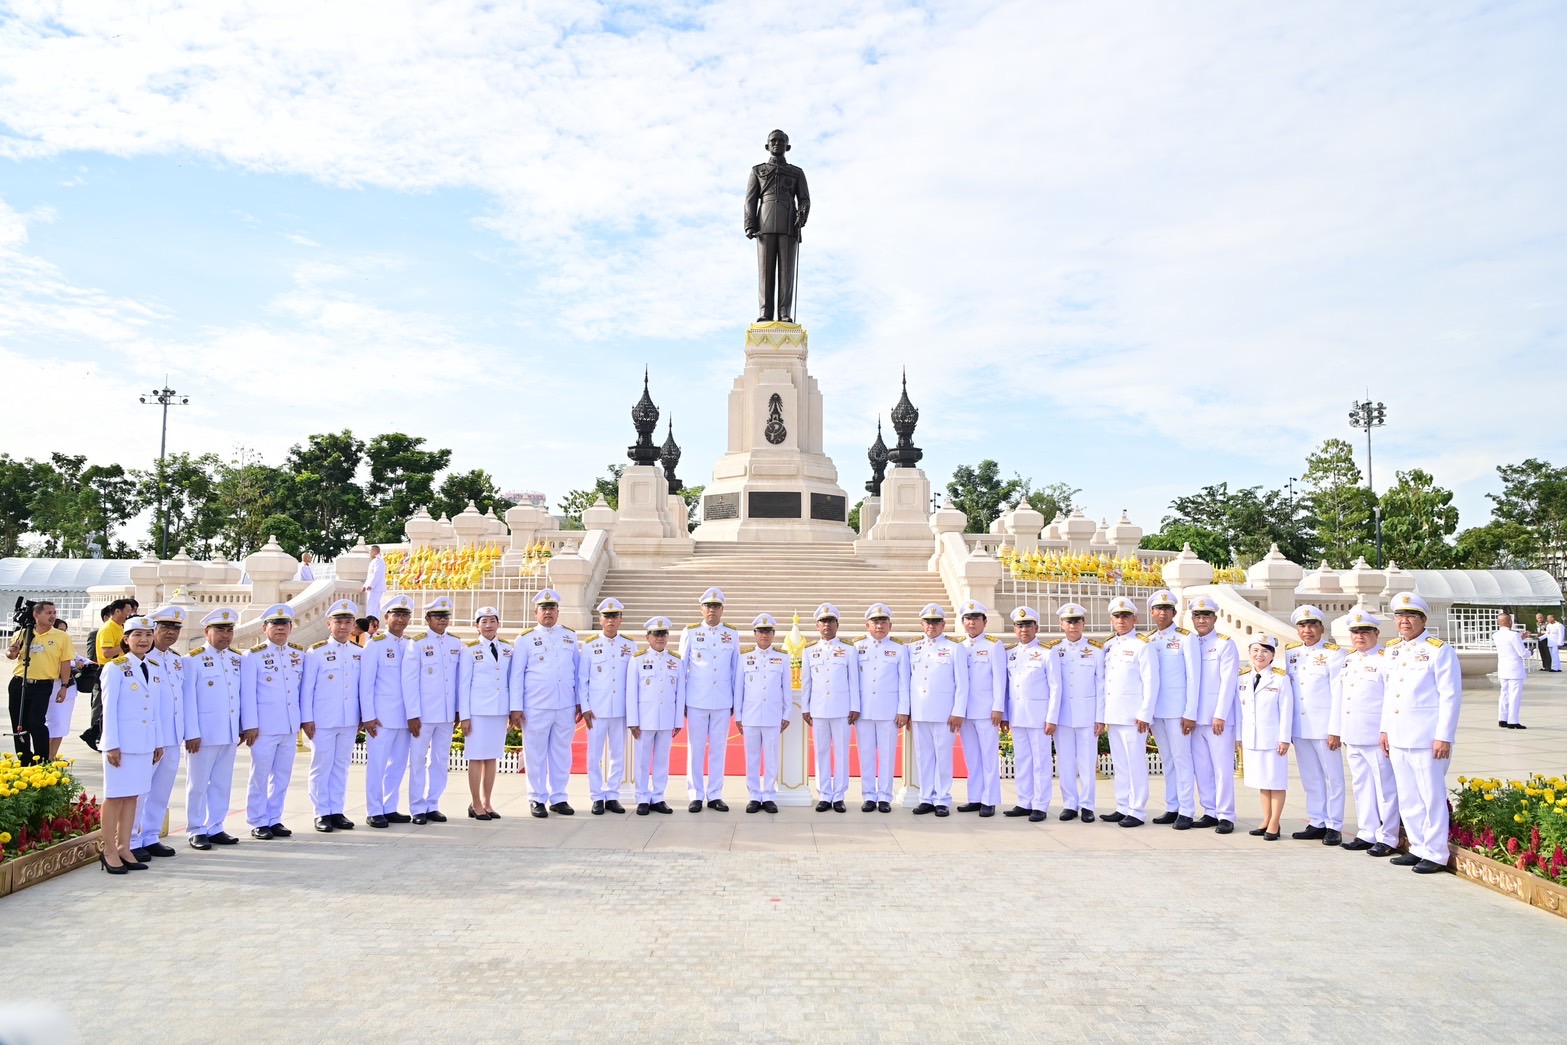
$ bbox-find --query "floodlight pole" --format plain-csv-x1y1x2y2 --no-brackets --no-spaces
140,381,190,560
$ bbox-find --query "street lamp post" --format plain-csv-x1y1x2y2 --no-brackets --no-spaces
1348,398,1387,567
140,383,190,559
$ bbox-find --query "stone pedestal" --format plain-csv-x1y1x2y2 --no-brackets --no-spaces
856,468,934,568
691,323,854,543
611,466,693,568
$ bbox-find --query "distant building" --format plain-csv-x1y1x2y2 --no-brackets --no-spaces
503,490,549,511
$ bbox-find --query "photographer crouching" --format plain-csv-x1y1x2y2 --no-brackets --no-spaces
6,599,76,764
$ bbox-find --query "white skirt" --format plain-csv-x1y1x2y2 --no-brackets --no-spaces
466,715,508,761
1243,746,1289,791
104,750,154,799
46,684,76,736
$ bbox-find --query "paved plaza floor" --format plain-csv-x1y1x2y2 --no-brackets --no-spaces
7,671,1566,1042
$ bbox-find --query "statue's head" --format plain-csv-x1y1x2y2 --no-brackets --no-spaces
764,129,791,156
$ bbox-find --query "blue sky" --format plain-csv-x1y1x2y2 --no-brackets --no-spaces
2,0,1564,540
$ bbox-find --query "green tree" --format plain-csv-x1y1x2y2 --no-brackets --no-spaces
1453,520,1534,569
280,430,370,556
364,433,451,543
134,451,223,556
1140,522,1230,567
432,468,514,521
1022,481,1080,522
1302,438,1375,567
1489,459,1567,581
947,460,1025,534
559,464,625,528
1162,482,1315,567
0,454,56,557
678,485,704,533
848,498,864,532
208,449,290,559
1378,468,1458,568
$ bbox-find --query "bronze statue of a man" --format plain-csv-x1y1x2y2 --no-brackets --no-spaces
744,129,810,323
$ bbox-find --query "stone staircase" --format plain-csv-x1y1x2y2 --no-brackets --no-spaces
596,543,952,638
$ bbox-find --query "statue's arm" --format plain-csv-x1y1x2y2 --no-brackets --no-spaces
744,168,762,237
794,166,810,228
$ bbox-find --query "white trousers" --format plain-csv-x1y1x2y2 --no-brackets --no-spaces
363,587,384,618
634,729,673,804
685,707,731,801
813,716,850,802
408,721,453,814
133,743,182,848
1150,717,1196,817
1107,725,1148,819
525,707,576,805
1390,744,1449,863
185,741,236,836
744,725,780,801
1346,742,1400,846
308,726,356,816
587,716,627,800
1498,678,1523,725
856,718,897,802
912,720,955,806
1054,725,1095,813
1192,727,1236,822
1293,736,1345,829
366,726,411,815
246,732,296,827
959,716,1001,807
1013,726,1053,811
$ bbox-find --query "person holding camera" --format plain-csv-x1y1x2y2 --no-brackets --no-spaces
7,600,76,765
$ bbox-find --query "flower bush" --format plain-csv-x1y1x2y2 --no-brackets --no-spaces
0,754,101,863
998,548,1168,588
1451,774,1567,885
385,544,506,591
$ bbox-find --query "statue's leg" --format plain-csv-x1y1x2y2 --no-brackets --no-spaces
757,235,778,321
775,235,798,321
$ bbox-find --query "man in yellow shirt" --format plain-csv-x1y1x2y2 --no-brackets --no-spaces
6,601,76,764
81,598,136,752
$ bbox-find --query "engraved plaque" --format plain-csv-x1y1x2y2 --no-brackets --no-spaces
810,493,847,522
703,493,740,521
748,492,802,519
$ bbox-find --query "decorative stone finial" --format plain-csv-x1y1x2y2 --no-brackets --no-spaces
628,367,662,466
887,370,923,468
866,416,889,496
661,417,683,493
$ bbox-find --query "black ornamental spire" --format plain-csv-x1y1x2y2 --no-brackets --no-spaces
661,417,683,493
866,416,888,495
628,367,662,466
887,370,922,468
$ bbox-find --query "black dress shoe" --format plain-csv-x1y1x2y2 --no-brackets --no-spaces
651,801,674,814
269,823,293,837
487,809,502,819
80,730,101,753
592,800,605,816
1057,808,1078,821
412,814,429,825
1322,829,1343,846
1029,810,1047,823
210,831,239,845
912,802,935,815
1118,816,1144,828
1215,820,1234,834
763,801,780,814
468,805,488,820
1341,838,1374,851
934,805,950,817
1263,831,1280,841
605,801,626,815
146,842,177,857
746,800,762,813
636,803,651,815
1151,811,1178,825
1173,816,1193,831
314,817,335,832
861,800,877,812
1291,825,1327,840
708,799,730,812
530,802,548,818
1389,853,1421,866
188,834,212,851
131,847,152,862
816,801,832,812
123,859,149,870
1511,723,1528,729
550,802,575,816
1413,858,1448,874
1249,827,1266,836
1499,719,1508,727
1102,811,1125,823
689,800,704,813
330,814,355,830
1192,815,1219,829
833,801,847,813
250,826,274,840
979,805,995,818
877,801,891,813
367,815,389,828
957,803,983,813
386,812,412,824
100,853,128,875
1368,842,1394,857
1004,806,1033,818
1081,810,1096,823
426,810,448,822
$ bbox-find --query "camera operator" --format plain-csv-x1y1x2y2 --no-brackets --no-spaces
6,600,76,765
80,598,137,752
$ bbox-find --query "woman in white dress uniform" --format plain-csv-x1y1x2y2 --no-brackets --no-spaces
1237,635,1294,841
100,617,166,873
456,607,518,820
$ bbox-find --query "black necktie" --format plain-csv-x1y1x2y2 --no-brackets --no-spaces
490,641,499,661
140,661,149,682
1253,673,1261,691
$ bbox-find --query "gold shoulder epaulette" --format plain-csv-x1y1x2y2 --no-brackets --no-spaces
803,639,819,649
188,645,207,656
111,654,129,666
1285,641,1304,649
578,632,599,645
1176,627,1191,636
310,640,329,650
1426,636,1445,647
516,627,535,639
1217,633,1232,643
1137,633,1151,643
146,655,160,667
889,636,905,645
1239,666,1254,675
464,638,481,647
1385,637,1403,647
1324,642,1340,651
408,631,427,642
1043,638,1064,649
741,644,755,654
287,641,304,651
1272,666,1286,675
370,632,388,642
1087,638,1104,648
249,642,268,653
